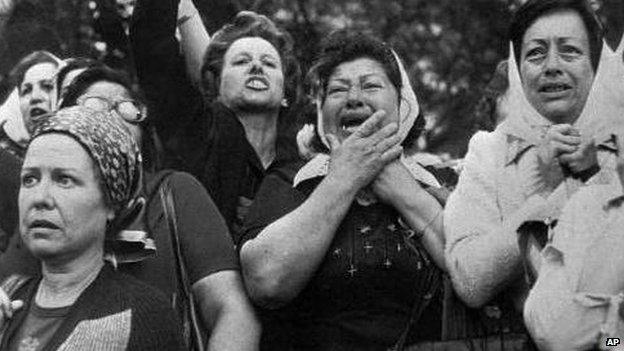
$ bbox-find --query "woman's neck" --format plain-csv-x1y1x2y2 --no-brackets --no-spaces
37,250,105,308
236,110,278,169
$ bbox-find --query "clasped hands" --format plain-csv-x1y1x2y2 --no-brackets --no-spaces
537,124,598,178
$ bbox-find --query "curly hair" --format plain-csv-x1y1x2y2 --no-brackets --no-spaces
304,29,423,153
200,11,301,108
307,29,402,101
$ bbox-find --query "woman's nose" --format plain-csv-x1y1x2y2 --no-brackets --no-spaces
543,48,563,77
30,87,48,104
28,182,55,210
249,60,264,75
345,87,364,109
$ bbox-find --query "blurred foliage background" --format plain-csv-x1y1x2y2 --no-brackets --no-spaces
0,0,621,157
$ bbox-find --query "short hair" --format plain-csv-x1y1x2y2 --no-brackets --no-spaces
201,11,301,108
60,66,142,108
56,57,102,99
509,0,602,71
307,29,402,101
10,51,60,90
60,66,163,172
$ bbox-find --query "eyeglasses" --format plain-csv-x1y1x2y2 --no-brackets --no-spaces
77,95,146,123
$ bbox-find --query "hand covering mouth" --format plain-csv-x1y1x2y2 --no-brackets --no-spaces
539,82,572,93
245,76,269,90
29,219,60,230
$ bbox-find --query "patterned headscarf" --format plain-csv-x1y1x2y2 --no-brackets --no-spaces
30,106,154,262
31,106,141,210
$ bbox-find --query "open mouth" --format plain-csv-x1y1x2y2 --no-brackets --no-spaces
539,83,572,93
30,107,49,118
245,77,269,90
29,219,60,230
339,111,370,133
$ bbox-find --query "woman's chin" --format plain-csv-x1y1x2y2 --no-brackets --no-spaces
539,104,581,124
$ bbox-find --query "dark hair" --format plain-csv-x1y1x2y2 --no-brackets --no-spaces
306,29,423,152
308,29,402,101
472,60,509,133
509,0,602,71
60,66,163,172
10,51,60,90
201,11,301,108
56,57,102,100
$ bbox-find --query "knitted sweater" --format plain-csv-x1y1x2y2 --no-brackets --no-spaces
444,130,618,309
0,265,185,351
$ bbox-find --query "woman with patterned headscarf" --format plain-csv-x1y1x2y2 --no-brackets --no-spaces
0,106,184,350
0,65,261,350
238,30,448,350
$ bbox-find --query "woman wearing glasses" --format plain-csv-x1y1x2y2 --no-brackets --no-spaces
0,66,260,350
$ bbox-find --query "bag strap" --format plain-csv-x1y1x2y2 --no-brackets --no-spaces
389,262,442,351
159,180,205,351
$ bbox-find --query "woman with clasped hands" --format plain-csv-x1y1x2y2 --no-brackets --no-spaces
444,0,619,314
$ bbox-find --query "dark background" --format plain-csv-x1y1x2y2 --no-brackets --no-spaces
0,0,621,157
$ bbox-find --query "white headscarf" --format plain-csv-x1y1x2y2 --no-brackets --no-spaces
499,40,621,148
294,51,440,189
0,52,65,145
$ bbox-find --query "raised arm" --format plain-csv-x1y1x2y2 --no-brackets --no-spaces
240,113,402,308
130,0,201,144
177,0,211,88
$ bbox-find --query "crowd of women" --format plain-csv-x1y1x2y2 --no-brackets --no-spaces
0,0,623,350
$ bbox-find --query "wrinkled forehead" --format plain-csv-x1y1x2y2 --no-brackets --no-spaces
521,9,590,49
24,133,94,172
328,57,391,83
225,37,281,61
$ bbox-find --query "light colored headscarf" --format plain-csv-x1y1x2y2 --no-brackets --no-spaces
499,40,619,149
31,106,154,262
523,39,624,351
0,53,65,146
294,51,440,191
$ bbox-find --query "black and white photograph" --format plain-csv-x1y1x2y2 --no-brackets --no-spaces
0,0,624,350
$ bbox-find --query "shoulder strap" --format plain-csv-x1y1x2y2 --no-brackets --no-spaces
159,180,205,351
389,267,442,351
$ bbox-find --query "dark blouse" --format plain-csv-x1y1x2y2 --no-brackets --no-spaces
0,147,20,252
239,162,443,350
131,0,299,241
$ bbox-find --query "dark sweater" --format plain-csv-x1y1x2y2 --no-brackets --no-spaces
0,147,20,252
0,264,185,351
